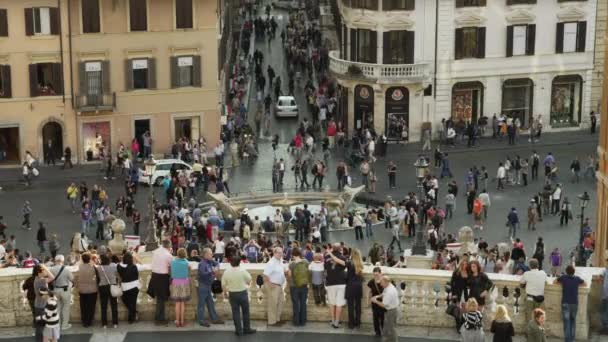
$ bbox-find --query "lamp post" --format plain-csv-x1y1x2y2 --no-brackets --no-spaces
144,156,158,251
576,191,590,266
412,155,430,255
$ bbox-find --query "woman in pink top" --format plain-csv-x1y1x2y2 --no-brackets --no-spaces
131,138,140,159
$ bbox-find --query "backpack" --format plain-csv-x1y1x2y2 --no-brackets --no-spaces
292,261,309,287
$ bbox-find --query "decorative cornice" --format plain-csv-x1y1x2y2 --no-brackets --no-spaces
29,52,61,63
557,6,586,22
0,54,8,64
384,13,415,30
454,11,486,27
505,8,536,25
349,14,378,30
170,46,202,56
124,48,157,58
77,50,109,61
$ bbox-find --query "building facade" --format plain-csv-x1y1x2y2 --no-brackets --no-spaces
330,0,603,141
0,0,222,164
595,5,608,267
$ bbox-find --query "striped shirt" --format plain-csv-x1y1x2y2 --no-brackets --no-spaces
37,296,60,328
462,311,483,330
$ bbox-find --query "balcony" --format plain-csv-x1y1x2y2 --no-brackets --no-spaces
329,51,430,84
74,93,115,113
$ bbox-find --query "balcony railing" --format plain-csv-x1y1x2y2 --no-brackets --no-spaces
329,51,430,83
74,93,115,112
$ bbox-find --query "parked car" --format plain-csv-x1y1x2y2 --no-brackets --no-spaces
139,159,192,186
275,95,298,117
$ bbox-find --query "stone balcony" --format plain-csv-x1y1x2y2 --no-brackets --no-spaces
328,51,431,84
0,263,603,339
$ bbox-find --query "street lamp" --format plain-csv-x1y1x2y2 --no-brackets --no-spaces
576,191,590,266
412,155,430,256
144,156,158,251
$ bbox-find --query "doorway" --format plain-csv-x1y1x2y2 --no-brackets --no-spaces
451,82,484,124
175,118,192,141
0,127,20,163
354,85,374,132
41,122,63,163
134,119,150,159
385,87,409,141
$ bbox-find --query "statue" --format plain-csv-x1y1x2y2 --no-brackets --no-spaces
207,192,244,218
458,226,478,256
338,185,365,212
108,218,127,253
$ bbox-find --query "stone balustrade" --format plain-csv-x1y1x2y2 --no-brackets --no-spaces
328,51,430,84
0,263,602,339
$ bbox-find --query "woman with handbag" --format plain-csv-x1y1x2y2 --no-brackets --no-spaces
468,260,493,310
98,254,119,328
117,252,141,324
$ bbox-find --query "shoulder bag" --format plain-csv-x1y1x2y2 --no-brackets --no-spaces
101,266,123,298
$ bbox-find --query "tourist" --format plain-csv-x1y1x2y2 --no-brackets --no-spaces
520,258,547,323
33,264,55,342
117,252,140,324
450,260,470,305
170,248,191,327
197,247,224,326
554,265,586,342
288,247,310,326
468,260,492,309
98,254,119,328
506,208,519,239
526,308,547,342
36,288,60,342
76,252,98,328
263,246,287,326
461,298,484,341
368,267,385,337
309,252,326,305
325,243,347,328
148,239,172,325
353,211,364,241
549,248,563,276
49,255,73,330
490,305,514,342
222,255,256,336
599,257,608,334
371,275,399,342
342,248,364,329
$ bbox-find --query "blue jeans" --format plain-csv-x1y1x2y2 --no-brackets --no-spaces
508,222,518,238
229,290,251,334
561,303,578,342
197,285,219,324
290,287,308,326
365,222,373,237
601,299,608,329
81,220,90,236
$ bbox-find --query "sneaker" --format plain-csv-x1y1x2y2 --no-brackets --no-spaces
199,321,211,327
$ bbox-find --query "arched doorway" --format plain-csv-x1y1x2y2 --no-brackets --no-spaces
451,81,484,124
354,85,374,132
42,121,63,164
550,75,583,127
385,87,409,141
502,78,534,127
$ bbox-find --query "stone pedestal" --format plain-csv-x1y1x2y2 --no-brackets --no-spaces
404,249,435,269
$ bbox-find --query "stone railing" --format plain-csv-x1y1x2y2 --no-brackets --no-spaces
328,51,430,83
0,264,602,339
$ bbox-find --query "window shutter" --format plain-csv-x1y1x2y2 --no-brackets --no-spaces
102,60,111,94
147,58,156,89
24,8,34,36
83,0,101,33
506,25,513,57
78,62,87,95
383,32,390,64
405,30,415,64
50,7,60,35
176,0,193,29
52,63,63,95
170,56,178,88
479,0,486,5
130,0,147,31
125,59,133,90
350,29,357,61
454,28,463,60
0,9,8,37
1,65,11,98
526,24,536,56
455,0,465,7
370,31,377,63
556,22,564,53
29,64,38,97
576,21,586,52
193,55,202,87
476,27,486,58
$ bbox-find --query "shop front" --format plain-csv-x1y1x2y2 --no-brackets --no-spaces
354,85,374,132
550,75,582,127
451,82,484,124
502,78,534,127
385,87,409,141
82,121,111,161
173,115,200,142
0,126,20,164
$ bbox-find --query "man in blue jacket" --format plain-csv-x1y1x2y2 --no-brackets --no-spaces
507,207,519,239
197,247,225,327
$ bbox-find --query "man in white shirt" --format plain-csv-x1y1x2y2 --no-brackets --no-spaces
478,190,491,219
520,258,547,323
149,240,173,325
496,163,506,191
263,247,288,326
372,276,400,342
551,184,562,215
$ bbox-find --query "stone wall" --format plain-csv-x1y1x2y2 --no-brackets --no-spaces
0,264,602,339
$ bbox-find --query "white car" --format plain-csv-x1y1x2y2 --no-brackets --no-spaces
275,95,298,117
139,159,192,186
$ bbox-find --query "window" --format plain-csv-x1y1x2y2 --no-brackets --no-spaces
171,56,202,88
28,63,63,97
24,7,59,36
349,0,378,10
556,21,586,53
383,30,414,64
350,29,377,63
455,27,485,59
126,58,156,90
550,75,582,127
129,0,147,31
0,65,11,98
82,0,100,33
506,0,536,4
382,0,414,10
79,61,110,94
175,0,193,29
0,9,7,37
455,0,486,7
506,24,535,57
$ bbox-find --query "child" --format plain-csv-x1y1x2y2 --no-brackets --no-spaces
308,253,325,305
36,288,60,342
550,247,562,276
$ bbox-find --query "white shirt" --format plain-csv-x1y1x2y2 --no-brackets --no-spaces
497,166,506,179
520,269,547,297
382,283,400,310
150,247,172,274
263,257,287,285
553,188,562,200
0,244,5,260
214,240,225,254
478,193,491,207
